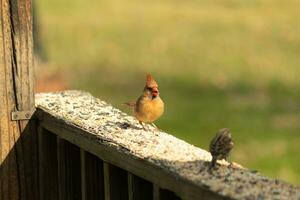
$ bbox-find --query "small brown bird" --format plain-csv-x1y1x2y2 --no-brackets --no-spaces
209,128,234,169
124,74,164,130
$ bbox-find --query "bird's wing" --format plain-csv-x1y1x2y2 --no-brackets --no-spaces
123,101,136,107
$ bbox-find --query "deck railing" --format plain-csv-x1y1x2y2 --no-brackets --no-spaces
34,90,300,200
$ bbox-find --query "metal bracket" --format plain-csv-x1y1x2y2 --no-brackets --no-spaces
11,110,35,121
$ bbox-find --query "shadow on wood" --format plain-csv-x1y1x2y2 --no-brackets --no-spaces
0,118,39,200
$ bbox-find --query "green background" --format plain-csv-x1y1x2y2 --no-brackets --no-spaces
36,0,300,185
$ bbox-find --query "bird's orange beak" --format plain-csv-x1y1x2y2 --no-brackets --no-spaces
152,87,159,97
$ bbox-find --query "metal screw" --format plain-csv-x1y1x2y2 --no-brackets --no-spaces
25,113,30,118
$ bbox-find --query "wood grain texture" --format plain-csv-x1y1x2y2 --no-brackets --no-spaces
0,0,36,199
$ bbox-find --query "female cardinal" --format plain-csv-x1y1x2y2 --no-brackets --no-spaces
124,74,164,130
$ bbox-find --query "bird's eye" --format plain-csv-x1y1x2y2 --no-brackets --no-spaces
147,87,152,91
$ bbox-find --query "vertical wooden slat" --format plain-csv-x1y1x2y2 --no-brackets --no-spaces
104,163,111,200
85,152,104,200
128,173,153,200
81,149,86,200
153,184,160,200
128,173,134,200
38,127,59,200
57,138,82,200
0,0,36,199
103,162,128,200
57,138,66,200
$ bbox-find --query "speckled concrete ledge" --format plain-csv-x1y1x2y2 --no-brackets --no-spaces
35,90,300,200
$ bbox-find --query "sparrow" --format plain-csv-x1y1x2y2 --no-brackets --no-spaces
124,74,164,130
209,128,234,169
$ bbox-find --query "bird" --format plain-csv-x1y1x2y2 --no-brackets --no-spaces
209,128,234,169
124,74,164,130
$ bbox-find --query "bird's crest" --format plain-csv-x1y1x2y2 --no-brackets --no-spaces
146,74,158,88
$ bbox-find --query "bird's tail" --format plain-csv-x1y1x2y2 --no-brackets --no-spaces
122,102,136,107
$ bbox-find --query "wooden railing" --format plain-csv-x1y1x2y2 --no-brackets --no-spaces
34,90,300,200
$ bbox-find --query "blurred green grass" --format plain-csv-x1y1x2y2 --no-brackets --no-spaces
36,0,300,184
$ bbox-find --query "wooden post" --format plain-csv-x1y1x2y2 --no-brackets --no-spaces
0,0,36,199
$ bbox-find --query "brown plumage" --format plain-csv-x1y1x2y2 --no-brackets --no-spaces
209,128,234,169
124,74,164,130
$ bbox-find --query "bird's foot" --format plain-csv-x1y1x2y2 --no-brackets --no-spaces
139,121,148,131
208,158,219,173
151,123,162,132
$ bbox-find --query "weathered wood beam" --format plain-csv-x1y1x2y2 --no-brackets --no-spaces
0,0,36,199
